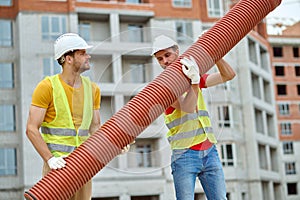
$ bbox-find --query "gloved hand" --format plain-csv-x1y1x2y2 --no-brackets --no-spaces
47,156,66,169
121,144,131,154
180,56,200,84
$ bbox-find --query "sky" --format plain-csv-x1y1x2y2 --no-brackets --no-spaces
266,0,300,34
267,0,300,20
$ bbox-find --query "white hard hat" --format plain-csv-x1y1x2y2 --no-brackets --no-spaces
54,33,93,60
151,35,178,56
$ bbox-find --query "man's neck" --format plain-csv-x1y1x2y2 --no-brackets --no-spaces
59,72,82,88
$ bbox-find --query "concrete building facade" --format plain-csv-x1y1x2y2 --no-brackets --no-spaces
0,0,285,199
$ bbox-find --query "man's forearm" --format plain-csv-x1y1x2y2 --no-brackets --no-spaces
216,59,236,82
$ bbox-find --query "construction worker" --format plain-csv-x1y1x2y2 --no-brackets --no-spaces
26,33,100,200
152,35,236,200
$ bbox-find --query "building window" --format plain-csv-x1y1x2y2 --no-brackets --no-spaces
122,59,152,84
241,192,247,200
285,162,296,175
273,46,283,57
92,197,119,200
126,0,142,3
275,65,284,76
41,16,66,41
283,141,294,154
278,103,290,115
251,73,260,98
248,39,258,64
128,139,158,168
263,80,272,104
255,108,264,133
0,105,15,132
172,0,191,7
297,85,300,95
216,81,232,91
258,144,267,169
130,64,146,83
217,105,231,127
124,95,135,105
280,122,291,135
207,0,223,17
131,195,159,200
277,84,287,95
0,20,12,46
0,63,14,88
287,183,298,195
195,193,206,199
295,66,300,76
136,143,152,167
128,24,143,43
293,47,299,58
43,58,61,77
220,143,234,166
0,0,11,6
0,148,17,175
99,96,114,123
176,21,193,44
259,46,269,71
78,22,91,42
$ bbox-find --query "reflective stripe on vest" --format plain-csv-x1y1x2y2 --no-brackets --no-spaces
167,127,213,143
164,88,216,149
166,110,209,129
47,143,75,153
41,127,89,137
41,75,93,157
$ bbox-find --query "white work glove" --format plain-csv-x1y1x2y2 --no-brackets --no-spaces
121,144,131,154
47,156,66,169
180,56,200,84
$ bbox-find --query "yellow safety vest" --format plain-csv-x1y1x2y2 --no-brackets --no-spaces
164,88,217,149
41,75,93,157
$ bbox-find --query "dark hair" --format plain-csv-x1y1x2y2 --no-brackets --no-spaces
171,45,178,52
57,50,77,65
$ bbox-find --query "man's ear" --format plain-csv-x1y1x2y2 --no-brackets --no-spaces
65,55,72,63
175,48,179,56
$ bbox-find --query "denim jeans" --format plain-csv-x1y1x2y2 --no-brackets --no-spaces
171,145,227,200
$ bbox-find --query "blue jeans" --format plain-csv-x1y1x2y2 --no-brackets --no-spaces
171,145,227,200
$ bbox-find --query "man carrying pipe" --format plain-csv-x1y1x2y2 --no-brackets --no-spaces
152,34,236,200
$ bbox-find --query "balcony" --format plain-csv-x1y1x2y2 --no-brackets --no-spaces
76,0,154,12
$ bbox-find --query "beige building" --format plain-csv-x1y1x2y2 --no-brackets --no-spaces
0,0,286,199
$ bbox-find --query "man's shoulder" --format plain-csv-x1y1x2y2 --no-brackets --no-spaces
36,77,52,89
89,80,100,89
31,77,53,107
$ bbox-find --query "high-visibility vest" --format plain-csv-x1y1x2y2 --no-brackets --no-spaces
41,74,93,157
164,88,217,149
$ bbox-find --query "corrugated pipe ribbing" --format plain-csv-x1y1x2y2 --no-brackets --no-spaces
24,0,281,199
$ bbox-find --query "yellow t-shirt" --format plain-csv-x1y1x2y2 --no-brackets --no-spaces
31,75,101,130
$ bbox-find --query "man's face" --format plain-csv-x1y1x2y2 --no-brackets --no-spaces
72,49,91,73
154,47,179,69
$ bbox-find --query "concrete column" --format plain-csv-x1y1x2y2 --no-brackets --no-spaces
118,152,128,169
110,13,120,43
120,193,130,200
112,53,122,83
69,13,78,33
269,181,275,200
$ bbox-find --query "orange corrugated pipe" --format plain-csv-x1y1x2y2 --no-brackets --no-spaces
24,0,281,199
